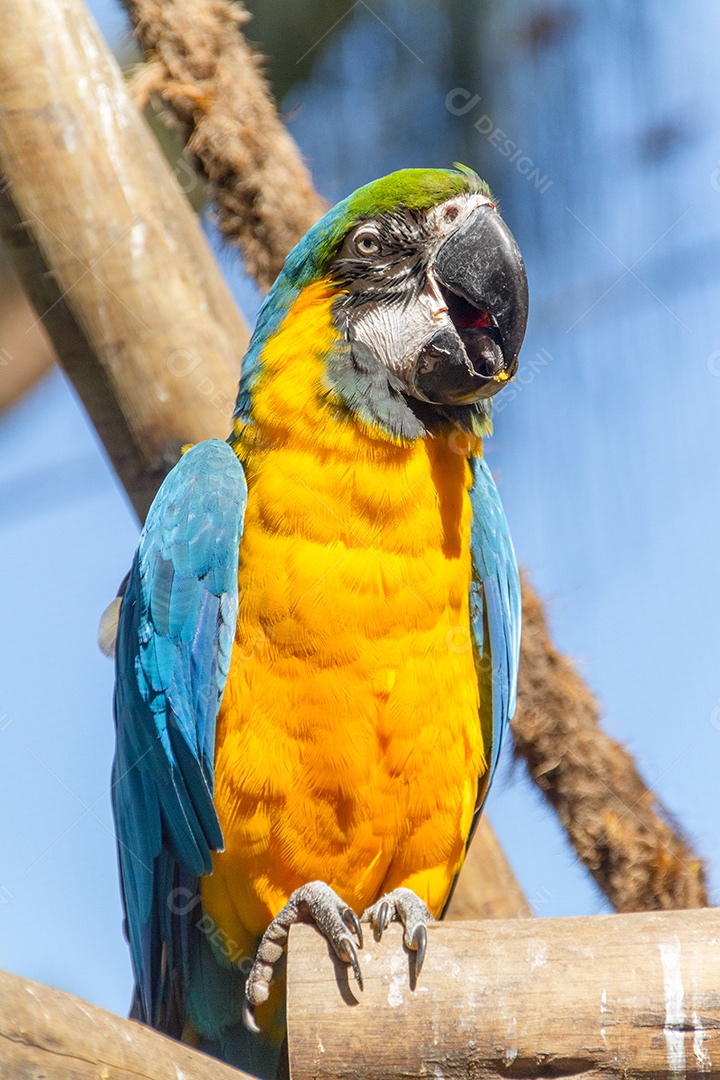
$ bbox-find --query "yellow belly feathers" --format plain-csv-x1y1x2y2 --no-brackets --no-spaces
200,282,486,964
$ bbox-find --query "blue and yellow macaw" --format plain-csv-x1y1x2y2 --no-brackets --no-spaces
109,167,527,1077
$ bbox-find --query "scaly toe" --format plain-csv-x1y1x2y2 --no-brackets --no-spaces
362,887,434,980
243,881,363,1030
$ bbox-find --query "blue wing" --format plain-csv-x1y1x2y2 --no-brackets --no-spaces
468,454,521,809
112,439,247,1029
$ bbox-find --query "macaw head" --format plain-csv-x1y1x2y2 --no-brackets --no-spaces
236,167,528,439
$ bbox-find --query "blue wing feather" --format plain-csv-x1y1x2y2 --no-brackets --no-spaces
468,454,521,803
112,439,247,1027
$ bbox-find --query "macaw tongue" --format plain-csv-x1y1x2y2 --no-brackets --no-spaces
460,310,495,329
443,286,496,330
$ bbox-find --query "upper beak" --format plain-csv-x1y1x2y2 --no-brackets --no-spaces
409,205,529,405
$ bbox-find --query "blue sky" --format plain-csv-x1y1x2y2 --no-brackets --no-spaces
1,0,719,1017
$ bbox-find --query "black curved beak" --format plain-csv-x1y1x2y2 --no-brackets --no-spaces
409,205,528,405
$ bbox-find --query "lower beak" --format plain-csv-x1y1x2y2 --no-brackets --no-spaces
409,205,528,405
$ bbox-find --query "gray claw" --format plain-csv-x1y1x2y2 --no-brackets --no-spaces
340,936,364,991
244,881,365,1027
376,899,390,938
242,998,261,1035
412,923,427,977
343,906,364,949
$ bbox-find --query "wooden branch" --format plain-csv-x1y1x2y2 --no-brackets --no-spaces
287,909,720,1080
513,580,708,910
0,0,250,520
0,967,252,1079
4,908,720,1079
3,910,719,1080
125,0,327,291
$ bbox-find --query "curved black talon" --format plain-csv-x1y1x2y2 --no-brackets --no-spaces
361,887,433,984
340,937,364,990
375,900,390,938
412,923,427,977
242,999,260,1035
343,906,364,949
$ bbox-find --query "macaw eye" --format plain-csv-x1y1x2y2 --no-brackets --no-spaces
354,231,381,256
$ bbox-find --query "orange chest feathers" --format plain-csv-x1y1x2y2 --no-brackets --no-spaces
202,283,486,939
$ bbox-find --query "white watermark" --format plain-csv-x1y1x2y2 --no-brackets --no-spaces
446,89,553,194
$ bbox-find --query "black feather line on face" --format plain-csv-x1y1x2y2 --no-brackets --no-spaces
330,208,431,310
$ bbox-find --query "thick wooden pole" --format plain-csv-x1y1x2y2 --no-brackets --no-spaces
287,909,720,1080
0,0,250,519
0,968,253,1080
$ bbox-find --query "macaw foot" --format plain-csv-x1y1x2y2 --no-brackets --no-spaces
243,880,363,1033
362,887,435,978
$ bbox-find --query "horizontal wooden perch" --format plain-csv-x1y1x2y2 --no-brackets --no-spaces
0,972,254,1080
0,966,253,1079
2,909,719,1079
286,908,720,1080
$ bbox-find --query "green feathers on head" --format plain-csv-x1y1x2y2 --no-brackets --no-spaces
308,166,493,278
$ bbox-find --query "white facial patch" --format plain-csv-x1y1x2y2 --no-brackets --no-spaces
425,191,494,257
349,271,452,380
